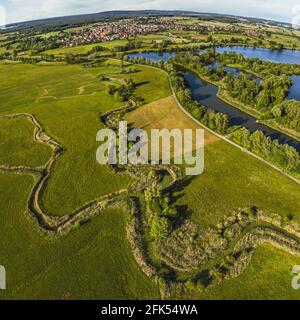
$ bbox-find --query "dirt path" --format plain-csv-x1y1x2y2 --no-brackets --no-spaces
78,85,85,95
0,113,128,236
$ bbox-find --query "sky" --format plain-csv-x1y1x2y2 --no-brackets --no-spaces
0,0,299,25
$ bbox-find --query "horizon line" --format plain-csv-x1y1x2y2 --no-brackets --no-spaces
3,9,293,28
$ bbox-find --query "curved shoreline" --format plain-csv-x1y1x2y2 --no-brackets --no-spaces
150,63,300,185
175,62,300,144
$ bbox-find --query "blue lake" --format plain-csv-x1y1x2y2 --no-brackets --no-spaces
128,47,300,65
184,72,300,151
288,75,300,101
128,51,175,62
216,46,300,65
128,51,300,150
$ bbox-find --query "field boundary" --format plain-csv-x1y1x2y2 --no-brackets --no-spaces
137,63,300,185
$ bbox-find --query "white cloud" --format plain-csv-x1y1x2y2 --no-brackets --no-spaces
1,0,299,24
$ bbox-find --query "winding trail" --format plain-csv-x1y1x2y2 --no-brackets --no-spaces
0,113,128,236
1,71,300,295
0,110,177,237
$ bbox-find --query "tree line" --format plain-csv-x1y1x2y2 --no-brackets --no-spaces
172,50,300,134
231,128,300,178
127,55,229,134
127,51,300,178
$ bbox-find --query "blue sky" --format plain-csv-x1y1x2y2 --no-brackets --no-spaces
0,0,299,24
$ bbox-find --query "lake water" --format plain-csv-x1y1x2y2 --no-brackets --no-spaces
209,62,261,84
288,75,300,101
129,52,262,83
216,46,300,65
128,51,175,62
184,72,300,151
128,51,300,150
128,47,300,65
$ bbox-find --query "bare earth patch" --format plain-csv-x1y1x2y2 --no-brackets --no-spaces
125,95,219,147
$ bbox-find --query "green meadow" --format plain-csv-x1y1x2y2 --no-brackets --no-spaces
0,47,8,53
0,60,300,299
0,62,169,216
176,140,300,229
0,172,159,299
181,245,300,300
0,117,52,167
0,61,169,298
43,40,131,55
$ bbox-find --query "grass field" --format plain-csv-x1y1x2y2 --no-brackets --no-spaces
176,139,300,229
0,61,171,299
124,95,218,160
43,40,132,55
136,33,186,43
181,245,300,300
0,172,159,299
0,62,169,216
0,63,129,216
1,57,300,299
0,59,22,65
269,33,300,49
125,95,218,142
0,117,52,167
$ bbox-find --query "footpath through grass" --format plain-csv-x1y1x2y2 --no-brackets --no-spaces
0,62,169,216
0,61,168,299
